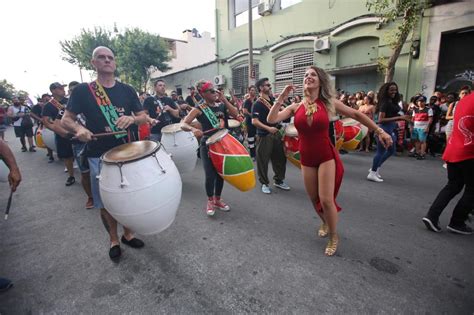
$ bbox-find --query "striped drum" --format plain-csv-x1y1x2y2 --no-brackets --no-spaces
206,129,255,192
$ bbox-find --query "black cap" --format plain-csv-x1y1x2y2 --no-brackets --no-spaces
49,82,66,92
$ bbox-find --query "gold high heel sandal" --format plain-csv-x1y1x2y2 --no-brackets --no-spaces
318,223,328,237
325,233,339,256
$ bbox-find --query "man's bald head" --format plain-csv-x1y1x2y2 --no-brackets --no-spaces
92,46,114,59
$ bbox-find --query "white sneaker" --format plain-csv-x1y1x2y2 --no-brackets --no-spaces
368,168,382,179
367,171,383,182
261,184,271,194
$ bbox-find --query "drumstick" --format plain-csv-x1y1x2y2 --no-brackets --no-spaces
71,130,128,140
92,131,128,138
4,190,13,220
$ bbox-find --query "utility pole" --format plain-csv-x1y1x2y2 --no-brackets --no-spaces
248,0,255,87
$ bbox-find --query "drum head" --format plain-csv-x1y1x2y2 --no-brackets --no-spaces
161,123,183,134
206,129,228,145
102,140,159,164
228,119,240,129
285,124,298,137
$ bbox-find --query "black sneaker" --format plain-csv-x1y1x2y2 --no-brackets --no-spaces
29,147,36,152
417,154,425,160
447,223,473,235
48,157,54,163
65,176,75,186
21,147,27,152
422,217,441,232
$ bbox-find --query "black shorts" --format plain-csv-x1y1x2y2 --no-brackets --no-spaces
55,134,74,159
14,126,33,138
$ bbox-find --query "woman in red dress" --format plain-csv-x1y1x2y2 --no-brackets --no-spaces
268,66,393,256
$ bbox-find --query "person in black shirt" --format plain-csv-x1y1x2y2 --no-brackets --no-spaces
181,80,239,217
185,86,203,107
243,85,257,159
42,82,76,185
252,78,289,194
143,79,180,141
62,46,148,262
368,82,411,182
30,95,55,163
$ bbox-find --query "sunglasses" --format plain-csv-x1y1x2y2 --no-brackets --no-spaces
204,89,217,94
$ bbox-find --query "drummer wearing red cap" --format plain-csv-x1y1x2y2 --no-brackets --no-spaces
181,80,240,216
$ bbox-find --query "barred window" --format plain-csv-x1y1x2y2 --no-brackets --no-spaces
274,50,314,96
231,63,259,97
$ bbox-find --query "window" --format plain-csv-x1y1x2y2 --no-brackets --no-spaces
274,50,314,96
232,63,259,97
232,0,260,28
280,0,302,10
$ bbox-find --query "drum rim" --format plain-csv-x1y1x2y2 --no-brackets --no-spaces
161,123,184,134
101,140,161,165
205,129,228,145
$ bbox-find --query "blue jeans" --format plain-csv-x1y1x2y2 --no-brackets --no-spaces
371,122,397,171
88,158,104,209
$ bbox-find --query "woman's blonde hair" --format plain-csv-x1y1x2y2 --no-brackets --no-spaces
303,66,336,116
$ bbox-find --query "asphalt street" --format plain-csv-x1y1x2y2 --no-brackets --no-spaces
0,126,473,314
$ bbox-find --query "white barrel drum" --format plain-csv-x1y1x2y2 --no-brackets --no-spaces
0,160,8,182
42,128,57,152
160,123,198,174
99,141,182,235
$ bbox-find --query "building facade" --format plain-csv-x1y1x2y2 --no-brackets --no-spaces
215,0,474,98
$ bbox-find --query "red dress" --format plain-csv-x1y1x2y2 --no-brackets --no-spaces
294,100,344,212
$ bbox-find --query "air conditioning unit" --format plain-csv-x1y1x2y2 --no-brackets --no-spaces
314,36,331,53
214,74,225,86
258,0,273,16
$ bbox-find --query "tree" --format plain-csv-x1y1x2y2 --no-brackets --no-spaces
367,0,426,83
60,27,170,91
60,27,115,71
115,28,170,91
0,79,16,100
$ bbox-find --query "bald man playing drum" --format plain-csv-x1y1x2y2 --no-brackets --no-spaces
62,46,148,262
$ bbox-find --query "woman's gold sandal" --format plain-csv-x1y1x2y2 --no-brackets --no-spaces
318,223,328,237
325,233,339,256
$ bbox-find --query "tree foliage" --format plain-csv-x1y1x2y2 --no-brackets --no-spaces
0,79,16,100
367,0,426,83
60,27,170,91
60,27,115,71
115,28,170,91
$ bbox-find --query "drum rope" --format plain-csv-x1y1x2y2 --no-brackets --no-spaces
117,163,127,188
152,153,166,173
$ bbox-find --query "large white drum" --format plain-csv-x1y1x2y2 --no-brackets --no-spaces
99,141,182,235
42,128,57,152
161,123,198,174
0,160,8,182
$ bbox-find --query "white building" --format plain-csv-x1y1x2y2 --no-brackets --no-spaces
150,29,216,91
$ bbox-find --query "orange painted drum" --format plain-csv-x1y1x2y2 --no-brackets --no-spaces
34,126,47,149
283,124,301,169
206,129,255,192
341,118,368,151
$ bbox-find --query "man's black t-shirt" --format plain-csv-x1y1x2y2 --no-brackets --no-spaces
143,96,179,134
42,98,68,121
196,103,228,136
185,94,203,108
67,81,143,157
31,104,43,125
243,98,255,126
378,99,401,122
252,97,278,136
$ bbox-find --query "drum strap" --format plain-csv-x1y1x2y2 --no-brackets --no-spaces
88,81,127,140
258,97,273,110
50,98,65,111
199,103,220,130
